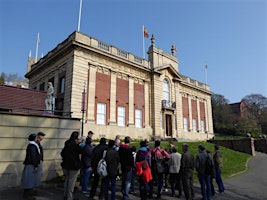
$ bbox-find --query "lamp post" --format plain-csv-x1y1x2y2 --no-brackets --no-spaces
81,81,86,136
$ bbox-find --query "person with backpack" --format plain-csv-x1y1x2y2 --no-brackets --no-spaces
104,140,120,200
195,144,212,200
149,140,170,199
135,141,152,200
213,145,225,194
89,138,108,200
80,137,93,196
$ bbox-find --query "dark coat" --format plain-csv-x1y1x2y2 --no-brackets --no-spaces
91,143,108,172
106,148,120,177
61,139,83,170
180,151,195,178
23,143,41,168
119,144,134,172
81,144,93,168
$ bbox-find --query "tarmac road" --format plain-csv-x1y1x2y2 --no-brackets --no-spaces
1,152,267,200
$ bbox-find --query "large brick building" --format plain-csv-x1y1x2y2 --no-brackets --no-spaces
25,31,214,140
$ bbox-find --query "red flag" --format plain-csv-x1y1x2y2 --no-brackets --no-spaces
144,27,149,38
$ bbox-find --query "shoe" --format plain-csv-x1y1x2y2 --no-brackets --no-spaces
129,191,137,194
84,193,89,197
82,191,90,194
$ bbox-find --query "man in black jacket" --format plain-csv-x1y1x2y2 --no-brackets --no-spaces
119,136,134,200
61,131,83,200
89,138,108,200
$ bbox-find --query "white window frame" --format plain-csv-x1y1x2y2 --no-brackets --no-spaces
163,78,170,101
97,103,106,125
183,117,188,132
118,106,126,126
192,119,197,132
135,109,142,128
201,120,205,133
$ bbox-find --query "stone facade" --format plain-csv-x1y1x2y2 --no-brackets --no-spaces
25,31,214,140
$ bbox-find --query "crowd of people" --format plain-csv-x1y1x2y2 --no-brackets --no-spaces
20,130,225,200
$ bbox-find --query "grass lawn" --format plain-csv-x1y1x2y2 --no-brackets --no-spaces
131,140,251,179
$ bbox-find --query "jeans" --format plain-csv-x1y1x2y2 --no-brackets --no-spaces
121,169,132,200
130,168,136,192
81,167,91,192
215,168,225,193
198,173,212,200
104,175,116,200
89,172,105,199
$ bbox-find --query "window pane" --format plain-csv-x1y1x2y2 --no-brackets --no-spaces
192,119,197,132
135,109,142,128
201,120,205,133
118,106,125,126
163,79,170,101
97,103,106,125
183,117,188,132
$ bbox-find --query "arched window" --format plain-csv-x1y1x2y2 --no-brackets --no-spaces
163,78,170,101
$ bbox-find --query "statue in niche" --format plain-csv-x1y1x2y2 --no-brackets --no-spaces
45,82,54,113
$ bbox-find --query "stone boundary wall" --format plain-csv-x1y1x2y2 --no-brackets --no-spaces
0,112,80,189
208,138,256,155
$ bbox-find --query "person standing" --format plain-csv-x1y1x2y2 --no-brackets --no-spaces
36,132,45,179
89,138,108,200
180,144,195,200
213,145,225,194
130,146,137,194
135,141,152,200
81,137,93,196
104,140,120,200
119,136,134,200
195,145,212,200
21,133,42,200
149,140,170,199
168,146,182,198
61,131,83,200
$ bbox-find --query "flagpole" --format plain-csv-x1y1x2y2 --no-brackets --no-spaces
78,0,83,31
205,64,208,90
142,25,145,59
35,32,40,61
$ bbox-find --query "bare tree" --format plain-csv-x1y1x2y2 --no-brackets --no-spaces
242,94,267,133
211,94,233,134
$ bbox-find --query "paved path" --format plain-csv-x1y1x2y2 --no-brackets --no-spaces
1,152,267,200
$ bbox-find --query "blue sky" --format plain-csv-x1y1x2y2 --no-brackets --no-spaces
1,0,266,103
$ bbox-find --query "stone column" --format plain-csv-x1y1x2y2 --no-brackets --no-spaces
188,95,192,132
197,98,201,132
144,81,150,127
128,77,134,126
87,64,97,123
108,71,117,125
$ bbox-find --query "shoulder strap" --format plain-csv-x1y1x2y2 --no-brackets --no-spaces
103,150,107,159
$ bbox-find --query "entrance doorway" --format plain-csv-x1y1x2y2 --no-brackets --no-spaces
165,114,172,137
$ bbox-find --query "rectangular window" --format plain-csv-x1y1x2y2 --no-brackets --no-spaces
39,82,45,91
117,106,126,126
192,119,197,132
59,76,65,93
97,103,106,125
135,109,142,128
201,120,205,133
183,117,188,132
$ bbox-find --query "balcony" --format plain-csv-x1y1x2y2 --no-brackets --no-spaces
162,100,176,110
